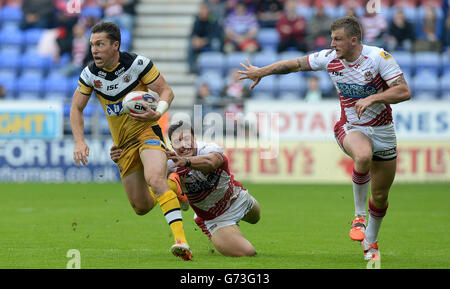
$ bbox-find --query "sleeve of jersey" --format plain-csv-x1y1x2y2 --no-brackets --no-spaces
378,50,404,85
140,59,161,85
77,68,93,95
198,143,224,156
307,49,334,71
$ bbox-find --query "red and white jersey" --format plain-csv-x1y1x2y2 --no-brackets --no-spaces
167,141,244,221
307,45,403,127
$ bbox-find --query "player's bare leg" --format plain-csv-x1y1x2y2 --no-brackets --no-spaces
363,158,396,260
211,225,257,257
140,148,192,260
343,131,373,241
122,168,156,215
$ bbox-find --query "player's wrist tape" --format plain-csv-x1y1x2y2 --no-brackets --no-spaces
156,100,169,115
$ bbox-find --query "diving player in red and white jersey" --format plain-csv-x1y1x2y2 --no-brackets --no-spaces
165,120,261,257
238,16,411,261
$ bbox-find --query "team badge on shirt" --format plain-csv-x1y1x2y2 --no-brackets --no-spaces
364,71,374,81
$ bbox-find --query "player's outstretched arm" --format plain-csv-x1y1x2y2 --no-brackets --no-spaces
70,89,91,166
168,152,223,174
354,75,411,118
238,56,312,89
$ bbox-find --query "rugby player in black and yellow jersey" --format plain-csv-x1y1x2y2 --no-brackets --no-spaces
70,22,192,261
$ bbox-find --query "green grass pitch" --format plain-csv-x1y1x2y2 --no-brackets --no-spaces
0,182,449,269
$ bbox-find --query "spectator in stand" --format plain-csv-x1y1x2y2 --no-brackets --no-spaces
196,82,222,117
304,75,322,102
360,9,388,48
61,23,90,76
306,3,333,51
20,0,56,30
445,10,450,53
387,8,415,52
223,1,259,53
414,5,441,52
0,85,6,99
100,0,134,31
222,68,251,102
188,3,223,73
206,0,227,26
275,0,308,53
255,0,283,28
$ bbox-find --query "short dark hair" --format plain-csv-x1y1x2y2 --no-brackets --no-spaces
331,16,362,42
168,120,195,140
91,22,121,50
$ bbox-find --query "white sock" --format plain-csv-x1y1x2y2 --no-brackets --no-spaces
366,199,389,244
352,168,370,218
366,216,383,244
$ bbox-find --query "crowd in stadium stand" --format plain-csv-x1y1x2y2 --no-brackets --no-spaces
192,0,450,119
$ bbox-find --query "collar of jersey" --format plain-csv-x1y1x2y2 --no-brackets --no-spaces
102,62,121,72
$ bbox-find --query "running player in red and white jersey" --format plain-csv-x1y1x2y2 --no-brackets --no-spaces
238,16,411,261
166,121,260,257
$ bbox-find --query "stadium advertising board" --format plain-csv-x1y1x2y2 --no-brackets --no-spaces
245,100,450,141
225,141,450,183
0,138,120,183
0,101,63,140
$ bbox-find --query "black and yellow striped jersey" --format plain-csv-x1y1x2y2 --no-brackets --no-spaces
77,51,160,148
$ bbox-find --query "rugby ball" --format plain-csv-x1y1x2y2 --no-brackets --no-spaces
122,91,159,114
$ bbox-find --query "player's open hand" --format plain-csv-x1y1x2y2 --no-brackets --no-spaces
73,142,89,166
238,59,262,90
129,103,161,122
110,145,122,163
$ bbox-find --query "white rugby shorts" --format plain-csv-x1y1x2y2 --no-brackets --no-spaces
194,187,255,238
334,122,397,161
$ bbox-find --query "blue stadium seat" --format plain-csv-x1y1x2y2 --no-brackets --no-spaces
17,72,44,97
442,54,450,76
251,92,275,100
252,51,277,68
251,76,277,96
121,28,131,51
225,52,251,73
411,71,439,100
24,28,45,46
0,73,17,98
277,73,306,96
414,52,441,74
0,50,20,70
81,6,103,19
197,72,224,95
197,52,225,75
20,50,51,73
0,5,23,23
391,51,414,74
256,28,280,52
278,51,305,61
43,74,70,99
0,26,24,48
439,74,450,99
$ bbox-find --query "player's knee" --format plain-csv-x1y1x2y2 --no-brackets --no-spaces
354,153,372,166
371,192,388,207
132,204,152,215
145,175,167,195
